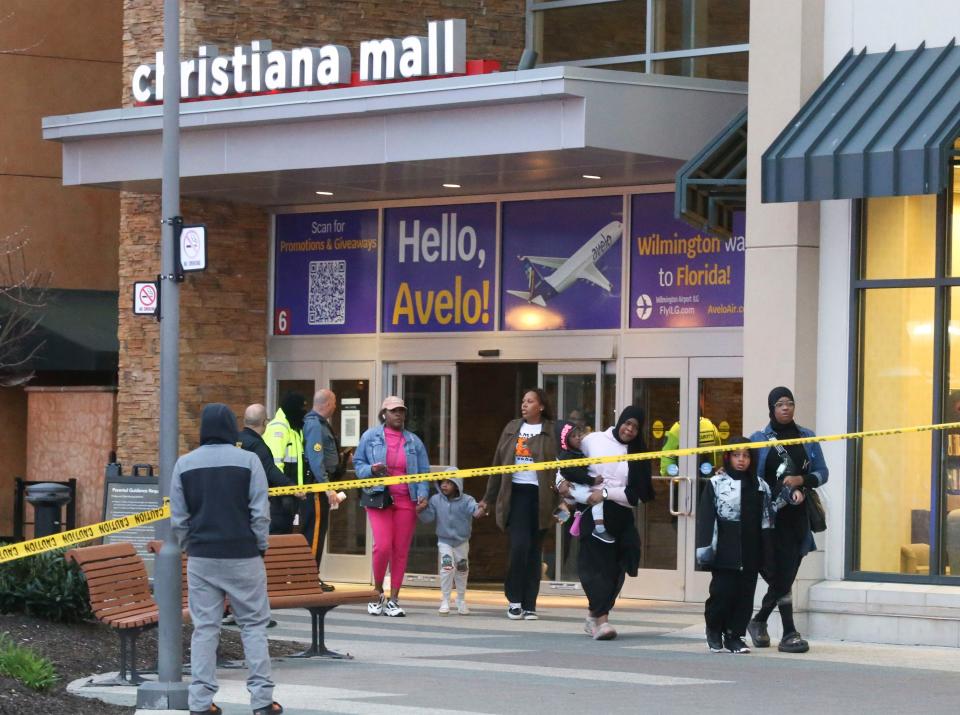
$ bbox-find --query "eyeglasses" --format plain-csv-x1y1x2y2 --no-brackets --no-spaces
774,400,795,409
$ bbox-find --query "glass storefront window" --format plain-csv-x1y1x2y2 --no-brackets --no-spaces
943,289,960,575
951,164,960,276
651,52,748,82
653,0,749,51
328,379,369,557
535,1,647,64
858,288,935,573
863,195,937,279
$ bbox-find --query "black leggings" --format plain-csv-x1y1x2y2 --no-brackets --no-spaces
755,528,804,633
505,484,544,611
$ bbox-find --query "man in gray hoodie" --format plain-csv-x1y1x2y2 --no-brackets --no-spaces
170,403,282,715
417,473,484,615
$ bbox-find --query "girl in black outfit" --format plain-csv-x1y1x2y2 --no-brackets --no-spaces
747,386,829,654
696,437,776,654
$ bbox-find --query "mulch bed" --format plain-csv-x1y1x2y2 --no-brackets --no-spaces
0,614,307,714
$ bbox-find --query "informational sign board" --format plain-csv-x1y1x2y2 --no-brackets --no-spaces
133,281,159,316
629,193,745,329
179,224,207,272
501,196,624,331
340,397,361,448
274,211,379,335
102,474,162,577
382,203,496,332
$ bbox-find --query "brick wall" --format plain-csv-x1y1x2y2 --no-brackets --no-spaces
118,2,526,461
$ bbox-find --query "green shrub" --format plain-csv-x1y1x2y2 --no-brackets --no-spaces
0,633,58,691
0,548,92,623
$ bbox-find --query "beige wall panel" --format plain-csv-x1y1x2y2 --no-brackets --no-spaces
0,54,120,178
0,0,122,63
0,175,118,291
25,388,116,532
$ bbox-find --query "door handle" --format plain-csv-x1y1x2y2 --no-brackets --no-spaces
669,477,681,516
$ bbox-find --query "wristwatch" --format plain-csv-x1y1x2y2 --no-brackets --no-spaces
601,487,608,500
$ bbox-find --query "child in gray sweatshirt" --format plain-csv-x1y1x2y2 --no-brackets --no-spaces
417,472,484,615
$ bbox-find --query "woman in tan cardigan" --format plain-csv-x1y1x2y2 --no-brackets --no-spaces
479,388,557,621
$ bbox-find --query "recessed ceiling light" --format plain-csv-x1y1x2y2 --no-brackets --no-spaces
442,183,461,189
315,190,334,196
582,174,602,180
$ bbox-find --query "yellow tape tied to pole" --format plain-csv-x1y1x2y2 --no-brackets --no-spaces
4,420,960,564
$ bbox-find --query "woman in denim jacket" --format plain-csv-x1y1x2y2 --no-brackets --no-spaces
746,386,829,654
354,396,430,618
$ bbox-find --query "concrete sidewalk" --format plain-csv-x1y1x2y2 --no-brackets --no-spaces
69,586,960,714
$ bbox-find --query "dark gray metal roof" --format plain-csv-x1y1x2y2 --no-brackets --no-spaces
675,108,746,236
762,41,960,203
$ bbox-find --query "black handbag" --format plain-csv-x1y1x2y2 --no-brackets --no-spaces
359,488,393,509
805,488,827,533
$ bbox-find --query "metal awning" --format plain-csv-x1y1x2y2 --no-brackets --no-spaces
675,108,746,236
763,41,960,203
43,67,746,206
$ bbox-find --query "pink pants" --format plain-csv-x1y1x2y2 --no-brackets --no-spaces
367,486,417,588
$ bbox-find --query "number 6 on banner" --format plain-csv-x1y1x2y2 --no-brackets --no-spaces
275,307,290,335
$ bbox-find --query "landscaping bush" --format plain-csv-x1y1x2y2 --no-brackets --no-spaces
0,633,59,691
0,549,92,623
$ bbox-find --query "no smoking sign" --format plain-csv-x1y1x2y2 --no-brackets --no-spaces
179,224,207,272
133,281,159,316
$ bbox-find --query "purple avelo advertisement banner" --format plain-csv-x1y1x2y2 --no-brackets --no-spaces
382,203,496,332
273,210,379,335
500,196,624,331
629,193,745,329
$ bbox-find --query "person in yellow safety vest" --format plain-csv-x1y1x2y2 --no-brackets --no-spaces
659,417,722,476
264,392,308,534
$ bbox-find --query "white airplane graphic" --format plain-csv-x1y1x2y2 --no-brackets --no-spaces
506,220,623,307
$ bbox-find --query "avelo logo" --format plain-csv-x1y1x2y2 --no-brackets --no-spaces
635,294,652,320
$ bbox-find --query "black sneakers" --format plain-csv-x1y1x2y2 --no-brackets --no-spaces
778,631,810,653
724,633,751,654
747,619,771,648
706,628,724,653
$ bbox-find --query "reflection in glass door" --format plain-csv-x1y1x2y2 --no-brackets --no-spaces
540,363,602,586
388,363,457,585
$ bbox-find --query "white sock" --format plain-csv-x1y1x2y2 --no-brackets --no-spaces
595,521,607,533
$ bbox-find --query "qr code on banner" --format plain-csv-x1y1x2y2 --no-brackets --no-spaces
308,260,346,325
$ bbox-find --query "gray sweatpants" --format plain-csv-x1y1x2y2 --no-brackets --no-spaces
187,556,274,711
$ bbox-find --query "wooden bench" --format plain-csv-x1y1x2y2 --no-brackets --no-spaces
149,534,379,659
65,542,188,684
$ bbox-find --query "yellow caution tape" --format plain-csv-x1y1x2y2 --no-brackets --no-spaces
0,502,170,564
4,420,960,564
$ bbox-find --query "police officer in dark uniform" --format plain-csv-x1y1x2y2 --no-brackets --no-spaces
240,403,297,533
303,389,344,592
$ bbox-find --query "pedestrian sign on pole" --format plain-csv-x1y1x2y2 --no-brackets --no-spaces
133,281,159,316
178,224,207,273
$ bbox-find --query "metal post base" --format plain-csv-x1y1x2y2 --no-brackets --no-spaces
289,646,353,660
135,680,190,710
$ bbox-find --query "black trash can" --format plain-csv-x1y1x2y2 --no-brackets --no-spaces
25,483,73,538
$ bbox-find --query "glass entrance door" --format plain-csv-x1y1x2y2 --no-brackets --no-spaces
387,362,457,586
620,357,742,602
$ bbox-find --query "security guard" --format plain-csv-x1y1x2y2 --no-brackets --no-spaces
263,392,307,534
303,388,343,592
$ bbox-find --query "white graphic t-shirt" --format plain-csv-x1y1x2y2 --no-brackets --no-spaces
511,422,543,486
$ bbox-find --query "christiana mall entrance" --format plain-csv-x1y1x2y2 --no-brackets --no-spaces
269,351,743,604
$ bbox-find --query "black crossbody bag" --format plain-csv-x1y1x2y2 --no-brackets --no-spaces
772,440,826,533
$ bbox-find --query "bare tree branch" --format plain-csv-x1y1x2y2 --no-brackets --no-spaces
0,228,51,386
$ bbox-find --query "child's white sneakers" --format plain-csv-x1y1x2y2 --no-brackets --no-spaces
438,600,451,615
457,600,470,615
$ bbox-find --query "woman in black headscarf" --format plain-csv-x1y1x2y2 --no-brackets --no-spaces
563,406,653,640
746,387,829,654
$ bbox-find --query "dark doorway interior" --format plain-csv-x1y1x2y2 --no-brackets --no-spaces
457,361,538,584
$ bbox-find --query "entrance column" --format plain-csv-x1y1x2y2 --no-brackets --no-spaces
743,0,825,430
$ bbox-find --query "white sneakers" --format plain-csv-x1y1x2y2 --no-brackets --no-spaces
584,616,597,636
383,599,406,617
367,594,384,616
439,599,470,615
593,622,617,640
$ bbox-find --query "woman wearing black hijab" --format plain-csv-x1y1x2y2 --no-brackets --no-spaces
747,387,829,653
568,406,654,640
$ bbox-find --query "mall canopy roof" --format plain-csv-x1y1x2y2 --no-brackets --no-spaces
42,67,746,206
674,108,746,236
763,41,960,203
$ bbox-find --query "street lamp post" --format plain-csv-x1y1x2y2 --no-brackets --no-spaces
136,0,188,707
